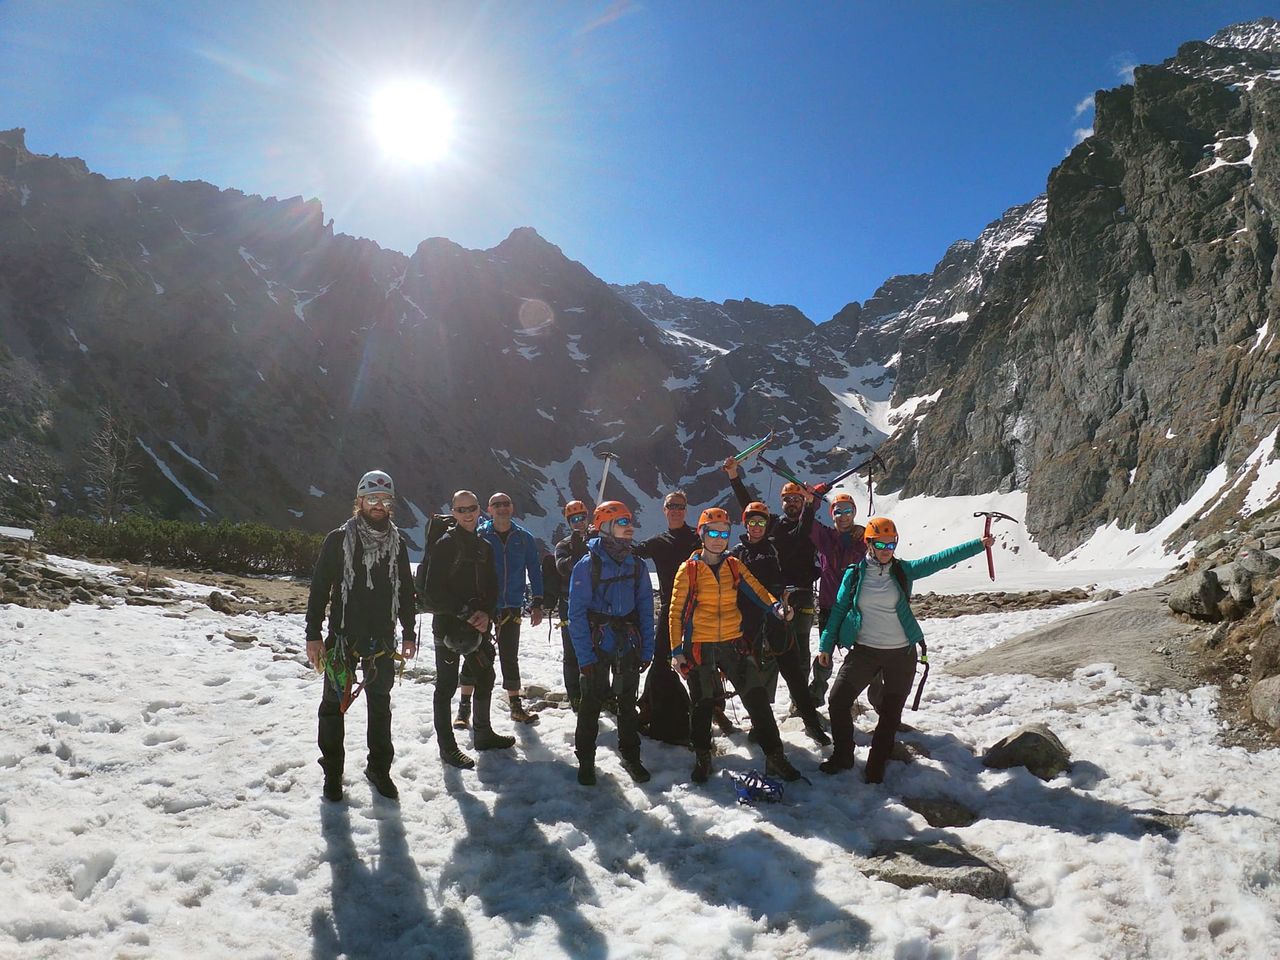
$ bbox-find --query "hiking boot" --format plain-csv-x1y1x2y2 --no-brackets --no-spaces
474,728,515,751
453,698,471,730
620,753,651,784
322,773,343,803
509,696,540,725
577,759,596,786
818,756,855,776
440,745,476,770
691,750,713,784
804,722,832,747
364,767,399,801
765,750,802,782
863,764,885,785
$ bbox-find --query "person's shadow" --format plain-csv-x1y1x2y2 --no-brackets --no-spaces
438,763,609,959
312,799,473,960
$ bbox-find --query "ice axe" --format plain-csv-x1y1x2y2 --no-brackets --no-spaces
973,510,1019,581
597,451,620,504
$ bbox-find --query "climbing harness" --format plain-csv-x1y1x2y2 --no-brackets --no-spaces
724,768,785,805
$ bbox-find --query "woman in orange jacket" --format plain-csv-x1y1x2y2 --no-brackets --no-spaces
670,508,802,785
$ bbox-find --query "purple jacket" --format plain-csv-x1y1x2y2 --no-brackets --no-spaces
810,518,867,609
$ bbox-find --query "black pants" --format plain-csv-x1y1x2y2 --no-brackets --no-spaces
435,636,497,752
462,610,522,692
317,647,397,776
560,619,581,701
811,608,883,712
575,646,641,761
689,642,781,754
770,641,824,729
827,645,916,778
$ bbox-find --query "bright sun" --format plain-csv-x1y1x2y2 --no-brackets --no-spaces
371,82,454,163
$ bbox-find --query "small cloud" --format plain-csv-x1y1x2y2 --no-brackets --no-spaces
577,0,641,36
1073,94,1094,118
1112,54,1137,83
1073,126,1094,144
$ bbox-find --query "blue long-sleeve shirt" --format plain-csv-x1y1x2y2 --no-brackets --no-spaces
478,519,544,610
567,538,655,669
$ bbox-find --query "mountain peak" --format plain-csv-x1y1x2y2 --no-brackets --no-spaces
1208,17,1280,54
0,128,27,150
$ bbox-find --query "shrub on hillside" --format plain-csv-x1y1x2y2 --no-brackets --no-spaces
37,516,323,577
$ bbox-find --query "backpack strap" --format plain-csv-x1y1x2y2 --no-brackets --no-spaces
889,558,911,599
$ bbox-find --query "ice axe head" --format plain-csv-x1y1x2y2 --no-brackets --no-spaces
973,510,1018,526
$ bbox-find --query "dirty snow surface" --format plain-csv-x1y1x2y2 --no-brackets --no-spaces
2,568,1278,959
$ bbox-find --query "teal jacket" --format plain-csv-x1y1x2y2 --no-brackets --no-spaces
818,539,986,654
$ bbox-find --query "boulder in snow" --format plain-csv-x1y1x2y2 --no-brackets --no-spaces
1167,569,1224,621
866,840,1008,900
1249,675,1280,730
982,723,1071,780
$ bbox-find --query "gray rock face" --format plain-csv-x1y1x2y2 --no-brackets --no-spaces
1168,569,1226,621
866,840,1008,900
1250,674,1280,728
982,723,1072,780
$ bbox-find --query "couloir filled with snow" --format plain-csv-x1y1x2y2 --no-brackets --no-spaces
2,556,1278,960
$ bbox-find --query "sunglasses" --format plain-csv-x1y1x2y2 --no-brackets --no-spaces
611,517,634,527
832,508,855,517
453,504,480,514
489,501,512,509
364,495,393,507
746,518,768,528
703,529,730,540
871,540,897,551
664,503,687,511
567,513,588,524
781,495,804,503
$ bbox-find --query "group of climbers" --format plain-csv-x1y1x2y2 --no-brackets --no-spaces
305,465,994,803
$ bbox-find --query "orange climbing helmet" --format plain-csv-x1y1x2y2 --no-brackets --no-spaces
864,517,899,543
697,507,731,532
829,492,856,516
780,481,805,498
742,501,770,523
564,499,587,519
593,501,632,527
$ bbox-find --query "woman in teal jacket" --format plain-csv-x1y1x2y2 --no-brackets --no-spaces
816,517,992,783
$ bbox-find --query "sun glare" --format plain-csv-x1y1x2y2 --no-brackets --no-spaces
371,82,454,163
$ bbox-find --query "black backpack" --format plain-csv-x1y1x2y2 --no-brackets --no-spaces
414,514,458,613
540,553,562,613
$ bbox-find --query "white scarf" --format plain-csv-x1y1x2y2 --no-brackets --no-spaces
340,514,400,634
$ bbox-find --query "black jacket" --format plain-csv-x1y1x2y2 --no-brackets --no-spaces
728,534,785,646
422,525,500,640
554,531,589,616
305,526,416,651
730,475,818,591
633,524,702,609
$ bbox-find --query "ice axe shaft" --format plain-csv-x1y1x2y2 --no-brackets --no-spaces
597,452,619,504
973,510,1019,582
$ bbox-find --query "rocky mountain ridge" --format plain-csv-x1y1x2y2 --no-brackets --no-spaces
3,18,1280,559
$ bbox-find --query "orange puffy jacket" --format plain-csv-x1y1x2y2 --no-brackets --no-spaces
668,553,777,655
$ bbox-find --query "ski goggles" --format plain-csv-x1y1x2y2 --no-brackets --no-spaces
745,518,768,528
832,508,855,517
870,540,898,551
363,495,393,507
567,513,588,524
664,502,687,511
453,504,480,514
611,517,633,527
780,495,804,503
703,529,731,540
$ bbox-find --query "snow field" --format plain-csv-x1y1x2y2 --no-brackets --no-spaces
0,574,1278,958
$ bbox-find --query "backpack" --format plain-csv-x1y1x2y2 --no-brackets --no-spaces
414,514,458,613
540,553,562,612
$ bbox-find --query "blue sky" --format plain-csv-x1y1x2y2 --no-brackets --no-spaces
1,1,1275,322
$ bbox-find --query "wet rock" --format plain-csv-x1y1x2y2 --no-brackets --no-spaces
901,797,979,828
1249,675,1280,730
525,683,550,698
71,587,95,603
1133,810,1190,837
225,629,257,644
1091,589,1122,602
207,590,239,614
866,840,1008,900
982,723,1072,780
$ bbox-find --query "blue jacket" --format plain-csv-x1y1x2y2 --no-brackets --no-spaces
478,519,544,610
819,539,986,653
567,538,656,669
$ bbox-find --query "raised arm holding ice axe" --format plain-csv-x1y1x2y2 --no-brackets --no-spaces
973,511,1019,580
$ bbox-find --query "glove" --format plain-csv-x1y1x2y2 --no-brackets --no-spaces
812,482,830,496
